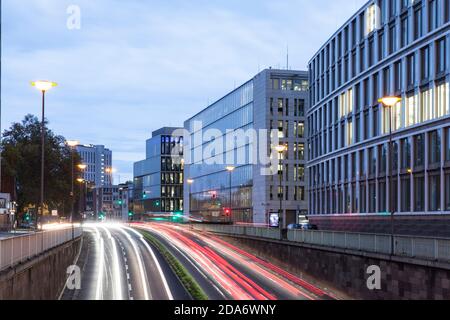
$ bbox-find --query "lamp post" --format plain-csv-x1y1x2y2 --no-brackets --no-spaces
66,140,79,239
379,96,401,255
31,80,57,231
274,145,287,238
226,166,235,224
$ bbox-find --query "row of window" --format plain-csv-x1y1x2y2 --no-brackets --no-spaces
270,98,306,117
310,128,450,186
309,171,450,214
310,0,449,106
271,78,309,91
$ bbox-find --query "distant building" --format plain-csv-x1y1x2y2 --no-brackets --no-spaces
75,144,113,188
184,69,309,226
307,0,450,235
133,127,184,215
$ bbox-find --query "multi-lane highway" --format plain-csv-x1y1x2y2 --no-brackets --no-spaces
62,222,337,301
61,224,189,300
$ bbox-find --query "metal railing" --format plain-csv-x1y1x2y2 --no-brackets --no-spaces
0,227,82,272
192,224,450,263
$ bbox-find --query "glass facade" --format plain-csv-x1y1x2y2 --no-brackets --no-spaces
133,129,184,214
308,0,450,215
185,69,309,224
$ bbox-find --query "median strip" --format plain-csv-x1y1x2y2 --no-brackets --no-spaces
137,229,208,301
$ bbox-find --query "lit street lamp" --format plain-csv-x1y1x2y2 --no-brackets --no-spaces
275,145,287,239
379,96,402,255
226,166,235,224
31,80,57,231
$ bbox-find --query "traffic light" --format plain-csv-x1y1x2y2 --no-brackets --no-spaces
117,200,123,205
223,208,231,216
128,211,133,217
155,200,160,207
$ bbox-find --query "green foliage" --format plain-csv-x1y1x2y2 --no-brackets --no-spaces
138,229,209,300
1,114,83,219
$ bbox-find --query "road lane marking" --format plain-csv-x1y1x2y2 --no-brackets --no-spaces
123,226,174,300
115,227,151,300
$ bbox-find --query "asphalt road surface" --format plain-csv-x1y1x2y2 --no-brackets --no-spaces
61,224,189,300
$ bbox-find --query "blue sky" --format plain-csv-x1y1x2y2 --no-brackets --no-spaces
1,0,367,182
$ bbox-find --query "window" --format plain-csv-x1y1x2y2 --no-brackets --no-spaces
446,128,450,161
369,147,377,175
446,173,450,211
400,138,411,170
436,38,447,75
428,0,438,31
401,176,411,212
407,54,415,87
379,144,387,175
394,61,402,93
379,180,387,213
429,130,441,165
429,173,441,211
421,46,430,81
414,133,425,167
366,4,378,35
401,14,408,47
436,82,449,117
414,176,425,212
389,23,396,54
414,5,423,39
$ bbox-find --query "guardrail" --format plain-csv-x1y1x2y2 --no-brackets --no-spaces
0,227,82,272
192,224,450,263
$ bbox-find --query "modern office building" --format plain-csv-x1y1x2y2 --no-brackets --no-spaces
75,144,113,187
307,0,449,235
184,69,309,226
133,127,184,215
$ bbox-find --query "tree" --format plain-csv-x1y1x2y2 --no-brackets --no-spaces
1,114,83,220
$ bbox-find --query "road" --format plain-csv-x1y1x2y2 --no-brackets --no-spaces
134,223,337,300
62,222,337,300
61,224,189,300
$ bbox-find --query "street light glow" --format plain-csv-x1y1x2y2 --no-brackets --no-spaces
66,140,79,147
226,166,235,172
274,145,287,153
78,164,87,170
31,80,58,92
378,96,401,108
187,179,194,184
76,178,85,183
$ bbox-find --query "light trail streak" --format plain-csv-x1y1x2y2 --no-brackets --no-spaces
122,226,174,300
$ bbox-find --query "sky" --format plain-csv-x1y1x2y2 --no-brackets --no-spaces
1,0,368,183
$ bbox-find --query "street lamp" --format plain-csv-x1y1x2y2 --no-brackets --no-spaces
226,166,235,224
187,179,194,217
31,80,57,231
379,96,401,255
274,145,287,237
66,140,79,239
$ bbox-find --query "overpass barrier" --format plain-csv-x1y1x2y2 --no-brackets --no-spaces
192,224,450,263
0,226,82,272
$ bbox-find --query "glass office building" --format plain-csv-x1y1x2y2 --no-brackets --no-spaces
133,127,184,215
307,0,450,234
184,69,309,225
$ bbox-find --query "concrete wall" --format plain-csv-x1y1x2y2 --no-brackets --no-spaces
0,238,81,300
220,235,450,300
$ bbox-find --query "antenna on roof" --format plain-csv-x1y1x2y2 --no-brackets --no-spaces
286,44,289,70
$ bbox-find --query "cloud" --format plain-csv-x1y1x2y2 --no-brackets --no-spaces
2,0,368,179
